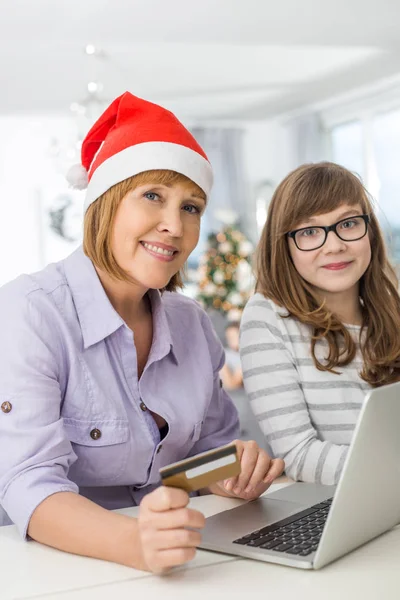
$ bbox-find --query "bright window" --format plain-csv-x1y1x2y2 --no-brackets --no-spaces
331,120,364,181
330,110,400,265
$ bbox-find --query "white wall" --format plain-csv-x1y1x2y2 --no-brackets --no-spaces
242,119,291,185
0,117,42,284
0,115,81,286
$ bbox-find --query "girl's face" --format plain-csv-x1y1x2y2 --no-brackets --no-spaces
288,204,371,298
111,179,206,290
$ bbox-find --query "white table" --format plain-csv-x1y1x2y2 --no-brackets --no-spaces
2,481,400,600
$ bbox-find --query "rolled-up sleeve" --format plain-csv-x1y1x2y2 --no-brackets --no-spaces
188,312,240,456
0,280,78,538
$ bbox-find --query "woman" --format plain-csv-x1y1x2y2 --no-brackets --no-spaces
240,162,400,486
0,92,283,573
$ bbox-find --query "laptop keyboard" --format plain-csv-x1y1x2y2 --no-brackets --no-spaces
233,498,333,556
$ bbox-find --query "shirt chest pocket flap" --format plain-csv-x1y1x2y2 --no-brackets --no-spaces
64,418,129,446
63,418,130,484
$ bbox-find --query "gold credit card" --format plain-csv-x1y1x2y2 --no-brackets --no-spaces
160,443,240,492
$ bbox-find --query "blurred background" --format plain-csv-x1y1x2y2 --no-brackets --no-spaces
1,0,400,443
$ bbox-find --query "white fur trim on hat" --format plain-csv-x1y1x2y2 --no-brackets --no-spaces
83,141,213,211
66,164,89,190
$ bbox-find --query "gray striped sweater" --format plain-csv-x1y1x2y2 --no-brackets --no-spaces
240,293,371,485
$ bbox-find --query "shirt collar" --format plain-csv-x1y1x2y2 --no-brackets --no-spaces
63,247,125,349
63,247,178,363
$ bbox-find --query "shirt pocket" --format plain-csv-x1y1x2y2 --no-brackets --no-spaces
63,418,130,486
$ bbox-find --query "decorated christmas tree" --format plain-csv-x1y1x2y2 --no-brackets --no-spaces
197,225,254,320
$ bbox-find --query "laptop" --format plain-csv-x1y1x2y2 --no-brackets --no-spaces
199,381,400,569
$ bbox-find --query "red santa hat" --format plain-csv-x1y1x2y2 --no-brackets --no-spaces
66,92,213,212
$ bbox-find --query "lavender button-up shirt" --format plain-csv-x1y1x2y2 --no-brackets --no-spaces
0,247,239,537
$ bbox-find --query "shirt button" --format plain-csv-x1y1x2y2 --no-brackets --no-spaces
140,401,147,412
90,428,102,440
1,401,12,414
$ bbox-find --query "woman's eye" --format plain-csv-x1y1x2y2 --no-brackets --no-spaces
183,204,200,214
144,192,159,201
340,219,356,229
301,228,318,237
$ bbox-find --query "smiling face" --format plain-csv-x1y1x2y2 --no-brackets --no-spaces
110,179,206,291
288,204,372,299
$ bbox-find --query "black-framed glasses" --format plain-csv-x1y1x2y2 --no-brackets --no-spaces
287,214,370,251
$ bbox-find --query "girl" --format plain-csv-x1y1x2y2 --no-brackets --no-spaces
240,161,400,486
0,92,283,574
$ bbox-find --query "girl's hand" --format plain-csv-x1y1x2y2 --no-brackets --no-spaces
137,486,205,574
212,440,285,501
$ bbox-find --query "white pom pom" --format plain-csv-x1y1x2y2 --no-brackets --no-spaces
66,164,89,190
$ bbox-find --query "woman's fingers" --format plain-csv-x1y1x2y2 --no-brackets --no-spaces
222,441,285,498
142,485,189,512
242,450,272,494
142,527,202,551
232,441,261,493
140,487,205,531
138,486,206,573
262,457,285,484
224,439,244,491
141,505,205,531
153,547,197,573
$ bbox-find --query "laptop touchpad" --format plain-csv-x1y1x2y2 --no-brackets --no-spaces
203,497,305,542
267,482,336,506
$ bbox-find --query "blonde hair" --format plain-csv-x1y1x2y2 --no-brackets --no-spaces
256,161,400,388
83,169,206,293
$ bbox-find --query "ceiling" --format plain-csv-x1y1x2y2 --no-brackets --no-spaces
1,0,400,121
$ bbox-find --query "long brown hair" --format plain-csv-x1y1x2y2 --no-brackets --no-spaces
256,161,400,387
83,169,206,293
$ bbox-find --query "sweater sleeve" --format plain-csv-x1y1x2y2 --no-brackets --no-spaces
239,294,348,485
